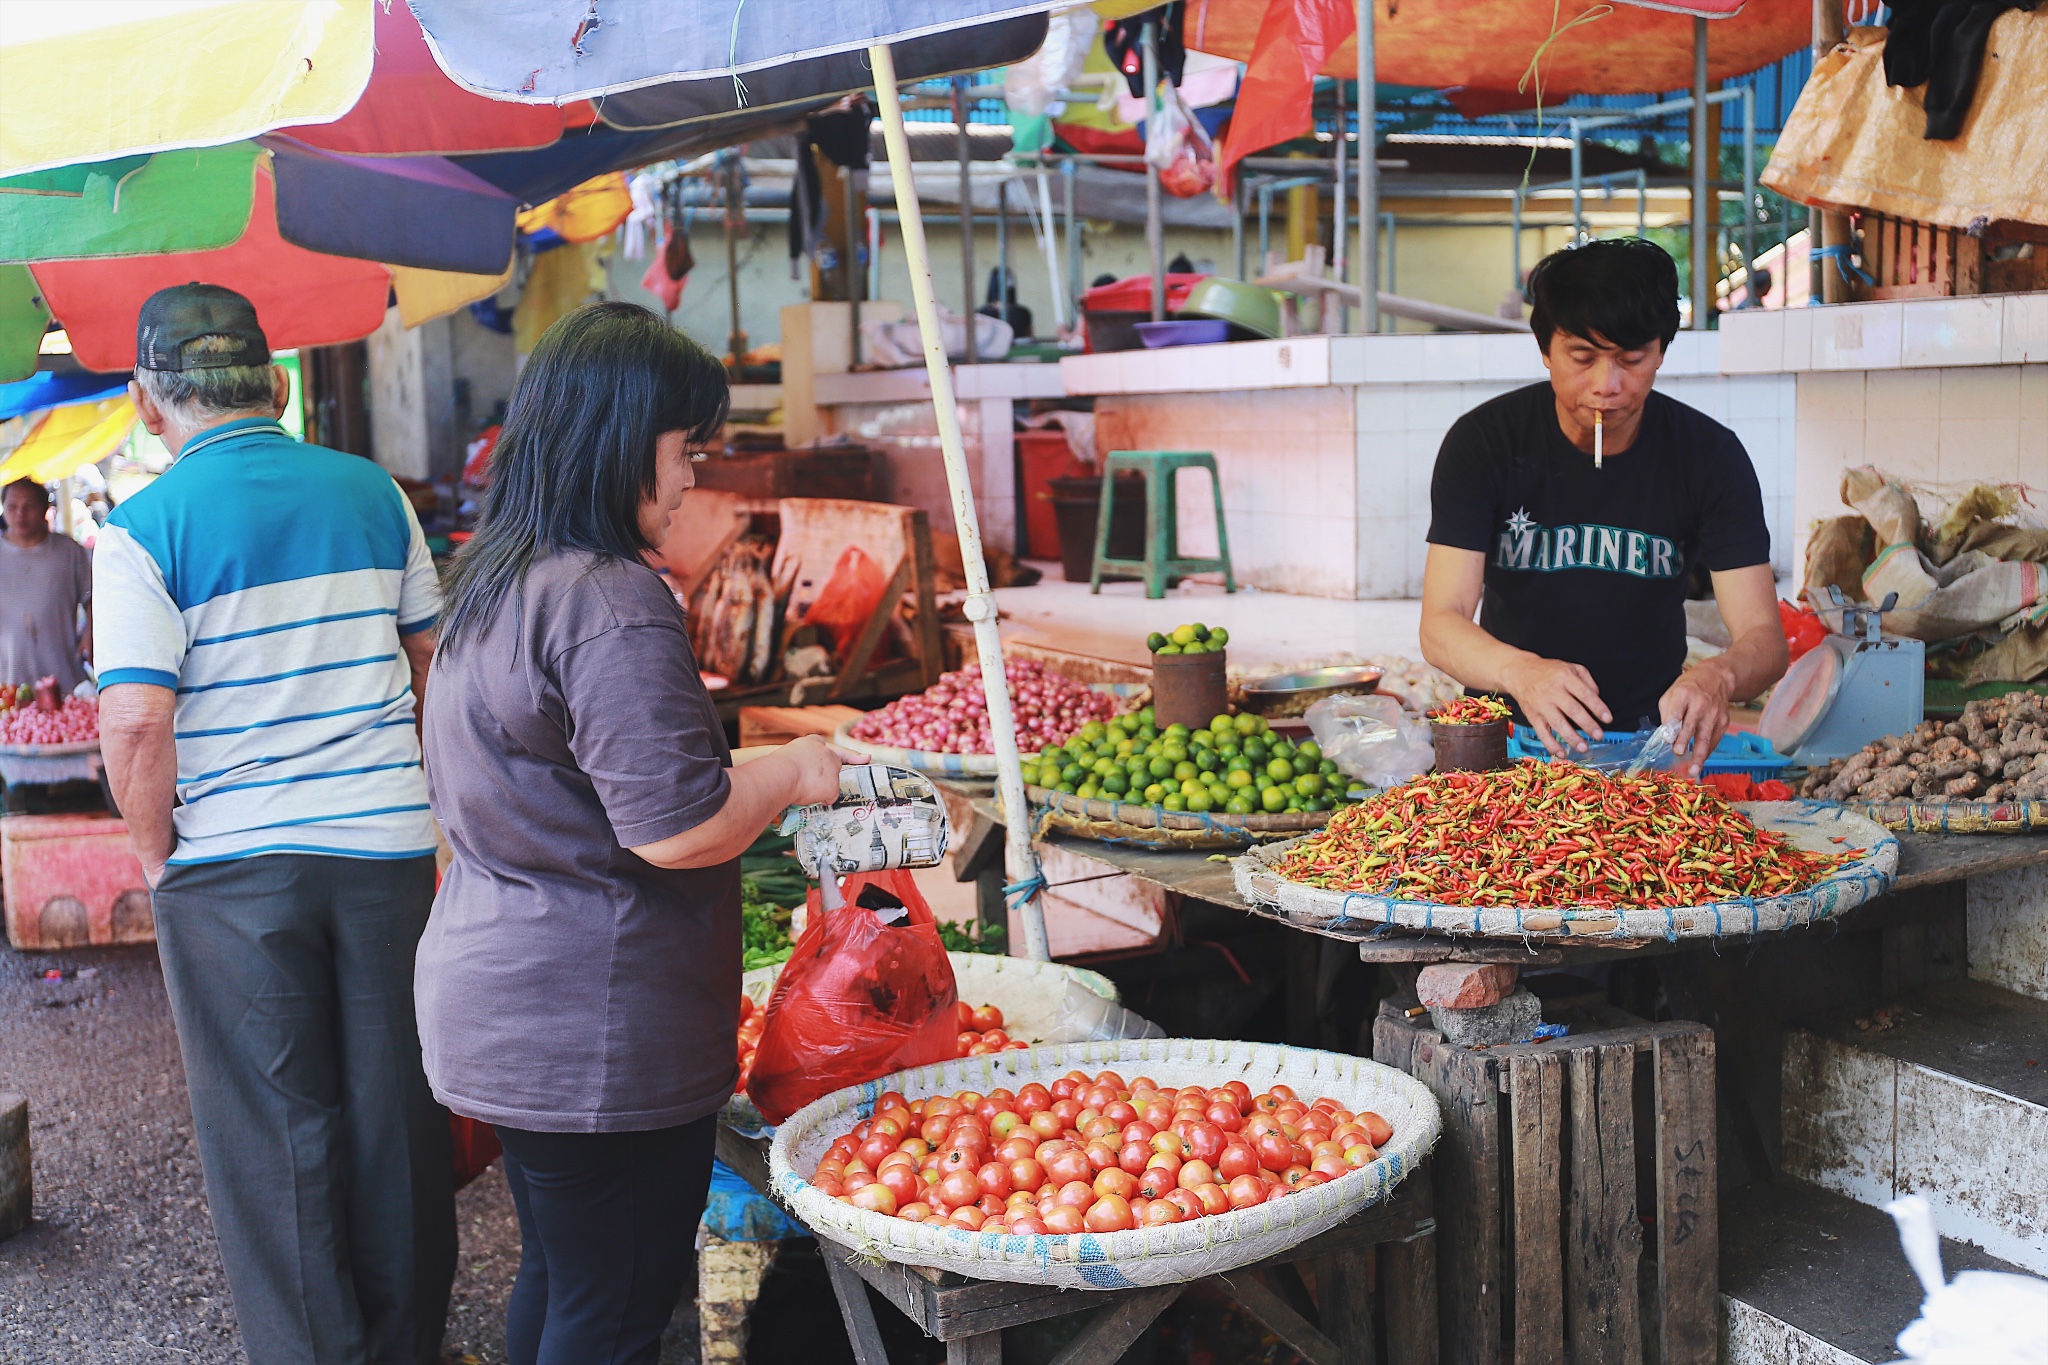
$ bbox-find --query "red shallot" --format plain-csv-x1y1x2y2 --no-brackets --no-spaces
0,696,98,746
850,660,1119,755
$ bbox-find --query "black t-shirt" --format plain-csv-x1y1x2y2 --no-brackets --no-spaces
1427,382,1771,730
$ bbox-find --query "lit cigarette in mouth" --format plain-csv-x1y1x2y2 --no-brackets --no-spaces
1594,411,1604,470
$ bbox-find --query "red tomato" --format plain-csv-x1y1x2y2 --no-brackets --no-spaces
970,1004,1004,1032
1152,1130,1191,1159
813,1177,845,1199
897,1201,932,1222
1046,1149,1092,1186
1050,1099,1082,1126
1205,1102,1243,1134
1136,1165,1177,1201
950,1206,986,1231
1028,1111,1064,1141
1144,1152,1183,1182
1094,1071,1126,1091
1281,1164,1310,1187
1223,1081,1252,1109
1084,1141,1118,1174
1358,1111,1394,1146
1164,1187,1204,1221
1255,1132,1294,1174
1226,1175,1266,1210
1113,1141,1147,1175
977,1194,1005,1217
997,1136,1035,1164
1269,1084,1298,1103
879,1166,921,1206
1079,1084,1116,1112
976,1161,1014,1200
1311,1156,1351,1181
1010,1214,1049,1236
1016,1083,1052,1112
1009,1157,1045,1192
1093,1168,1138,1202
1140,1100,1174,1129
1128,1075,1159,1095
955,1001,977,1031
937,1169,981,1210
1187,1122,1225,1163
1193,1183,1231,1217
1103,1100,1138,1126
1120,1120,1156,1147
920,1115,951,1146
1176,1159,1216,1191
1083,1195,1134,1233
1049,1076,1080,1101
1344,1144,1377,1168
957,1032,983,1056
1043,1206,1085,1235
1216,1143,1258,1181
1141,1198,1181,1227
851,1183,898,1216
1055,1180,1095,1210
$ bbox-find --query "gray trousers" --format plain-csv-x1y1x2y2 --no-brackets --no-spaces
153,853,456,1365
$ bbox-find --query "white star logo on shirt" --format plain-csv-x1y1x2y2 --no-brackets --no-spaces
1505,507,1536,538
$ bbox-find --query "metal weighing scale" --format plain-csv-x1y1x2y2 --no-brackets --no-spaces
1759,587,1925,764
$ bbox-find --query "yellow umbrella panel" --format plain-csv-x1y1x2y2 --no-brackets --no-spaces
0,396,137,486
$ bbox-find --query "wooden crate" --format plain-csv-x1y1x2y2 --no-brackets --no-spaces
2,814,152,950
1848,210,2048,300
692,447,884,502
1373,999,1716,1365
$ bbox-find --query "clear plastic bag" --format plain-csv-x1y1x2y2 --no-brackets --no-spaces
1306,694,1435,788
1146,85,1216,198
1035,979,1166,1044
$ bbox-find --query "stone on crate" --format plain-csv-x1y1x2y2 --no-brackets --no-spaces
1417,962,1518,1010
1429,985,1542,1047
0,1093,28,1241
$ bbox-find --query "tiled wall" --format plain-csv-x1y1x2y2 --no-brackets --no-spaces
1789,364,2048,576
1093,386,1359,598
1353,371,1798,597
827,398,1012,554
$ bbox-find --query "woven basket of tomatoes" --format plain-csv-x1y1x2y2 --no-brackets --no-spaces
766,1038,1439,1288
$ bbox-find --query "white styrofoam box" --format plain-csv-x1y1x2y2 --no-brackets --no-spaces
2005,294,2048,364
1718,309,1786,374
1967,865,2048,1003
1812,302,1904,371
1782,1029,2048,1275
1901,296,2005,369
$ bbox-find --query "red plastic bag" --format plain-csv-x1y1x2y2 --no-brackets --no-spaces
800,545,892,662
1780,599,1828,664
746,870,959,1125
450,1113,501,1190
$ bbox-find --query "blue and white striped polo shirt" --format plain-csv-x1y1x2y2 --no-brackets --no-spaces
93,417,441,866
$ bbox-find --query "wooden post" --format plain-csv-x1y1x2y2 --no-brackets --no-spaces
1506,1054,1565,1363
1655,1032,1718,1365
1565,1044,1643,1365
1813,0,1850,303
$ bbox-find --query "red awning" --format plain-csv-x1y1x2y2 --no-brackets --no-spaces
1187,0,1809,104
31,166,392,373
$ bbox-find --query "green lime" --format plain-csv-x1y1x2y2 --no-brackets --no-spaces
1209,627,1229,647
1195,749,1220,773
1185,788,1214,812
1156,643,1181,655
1294,773,1325,796
1170,624,1198,646
1080,721,1106,743
1255,773,1276,790
1139,706,1156,727
1272,738,1297,759
1226,767,1254,789
1162,793,1186,811
1060,763,1086,785
1146,632,1168,652
1267,758,1295,782
1296,740,1322,764
1260,785,1289,813
1161,741,1188,763
1076,783,1099,799
1143,782,1167,803
1320,759,1340,776
1225,795,1254,814
1189,622,1209,641
1102,772,1129,794
1148,755,1173,779
1136,725,1157,743
1243,737,1270,762
1232,713,1258,735
1171,761,1196,783
1190,729,1214,748
1209,713,1236,736
1225,754,1251,773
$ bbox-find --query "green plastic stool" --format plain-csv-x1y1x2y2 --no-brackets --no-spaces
1089,450,1236,599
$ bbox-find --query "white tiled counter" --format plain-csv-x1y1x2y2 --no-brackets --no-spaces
1720,297,2048,575
1061,334,1796,599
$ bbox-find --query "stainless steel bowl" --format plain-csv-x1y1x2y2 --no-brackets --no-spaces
1240,665,1384,718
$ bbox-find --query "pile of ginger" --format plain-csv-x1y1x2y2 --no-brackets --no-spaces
1799,693,2048,805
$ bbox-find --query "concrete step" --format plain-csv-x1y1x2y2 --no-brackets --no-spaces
1721,1179,2028,1365
1780,978,2048,1274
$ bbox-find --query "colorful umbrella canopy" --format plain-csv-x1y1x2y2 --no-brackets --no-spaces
1187,0,1810,105
0,141,515,277
407,0,1064,102
0,0,376,178
29,165,393,372
0,395,136,486
287,0,566,157
0,266,52,384
0,371,131,424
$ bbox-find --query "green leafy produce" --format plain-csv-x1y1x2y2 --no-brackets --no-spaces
938,920,1007,955
740,828,808,970
1017,707,1356,816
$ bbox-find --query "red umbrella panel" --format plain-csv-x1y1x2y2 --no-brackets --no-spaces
30,166,392,373
286,0,565,157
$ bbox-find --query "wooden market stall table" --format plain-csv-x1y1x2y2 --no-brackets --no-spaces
712,1119,1439,1365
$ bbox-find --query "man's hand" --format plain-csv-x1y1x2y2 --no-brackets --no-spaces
779,734,849,807
1659,659,1736,777
1500,655,1611,758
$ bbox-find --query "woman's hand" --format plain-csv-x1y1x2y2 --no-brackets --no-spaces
780,734,847,807
1499,655,1611,757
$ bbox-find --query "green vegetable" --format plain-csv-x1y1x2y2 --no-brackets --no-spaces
937,920,1007,955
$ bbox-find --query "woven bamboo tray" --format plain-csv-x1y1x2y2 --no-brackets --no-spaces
767,1038,1440,1289
1852,797,2048,833
1232,799,1899,942
1025,785,1334,851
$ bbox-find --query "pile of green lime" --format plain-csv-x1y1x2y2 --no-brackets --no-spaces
1148,622,1228,655
1020,707,1352,815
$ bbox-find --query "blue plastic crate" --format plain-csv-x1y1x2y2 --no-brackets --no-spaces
1507,724,1791,780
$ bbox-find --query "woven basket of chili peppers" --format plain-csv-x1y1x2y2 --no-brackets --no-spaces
1232,760,1899,941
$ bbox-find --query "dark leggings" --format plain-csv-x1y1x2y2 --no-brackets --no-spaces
493,1117,718,1365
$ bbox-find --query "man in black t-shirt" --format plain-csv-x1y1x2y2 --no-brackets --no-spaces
1420,239,1787,771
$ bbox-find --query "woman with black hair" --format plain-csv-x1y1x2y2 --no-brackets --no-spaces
414,302,841,1365
1418,238,1787,772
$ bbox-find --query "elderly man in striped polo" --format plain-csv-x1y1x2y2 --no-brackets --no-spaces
96,283,455,1365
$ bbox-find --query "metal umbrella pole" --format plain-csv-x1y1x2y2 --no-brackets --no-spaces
871,44,1050,961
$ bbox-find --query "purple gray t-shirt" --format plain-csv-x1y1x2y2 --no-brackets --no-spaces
416,549,737,1133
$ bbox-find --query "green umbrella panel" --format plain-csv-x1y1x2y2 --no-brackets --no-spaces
0,142,259,263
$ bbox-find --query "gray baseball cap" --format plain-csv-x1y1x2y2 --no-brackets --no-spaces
135,283,270,372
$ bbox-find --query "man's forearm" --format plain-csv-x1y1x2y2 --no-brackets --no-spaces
1421,609,1538,695
99,685,179,876
1694,626,1786,706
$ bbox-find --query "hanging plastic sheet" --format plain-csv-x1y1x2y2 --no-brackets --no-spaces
0,0,375,177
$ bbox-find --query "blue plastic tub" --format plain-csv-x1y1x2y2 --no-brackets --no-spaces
1507,724,1791,781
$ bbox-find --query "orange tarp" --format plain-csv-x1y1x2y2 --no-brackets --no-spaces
1186,0,1811,106
1761,16,2048,230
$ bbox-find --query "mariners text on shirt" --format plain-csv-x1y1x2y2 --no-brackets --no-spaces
1494,508,1680,579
